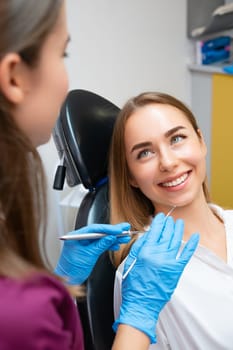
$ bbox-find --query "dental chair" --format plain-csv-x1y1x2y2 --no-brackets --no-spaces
53,89,120,350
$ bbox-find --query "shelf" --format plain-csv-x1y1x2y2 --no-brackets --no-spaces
191,3,233,39
188,63,226,75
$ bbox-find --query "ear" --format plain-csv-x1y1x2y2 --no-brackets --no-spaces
0,53,29,104
197,129,207,156
129,176,139,188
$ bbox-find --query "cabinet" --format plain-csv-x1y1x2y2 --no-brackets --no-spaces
188,0,233,39
211,74,233,207
190,66,233,208
188,0,233,207
187,0,224,38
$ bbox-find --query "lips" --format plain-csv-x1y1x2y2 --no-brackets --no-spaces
159,172,189,188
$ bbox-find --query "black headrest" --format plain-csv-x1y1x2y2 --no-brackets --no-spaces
53,89,120,191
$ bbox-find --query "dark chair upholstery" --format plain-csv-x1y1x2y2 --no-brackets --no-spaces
53,89,120,350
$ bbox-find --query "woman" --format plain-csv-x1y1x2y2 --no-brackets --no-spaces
0,2,198,349
110,91,233,349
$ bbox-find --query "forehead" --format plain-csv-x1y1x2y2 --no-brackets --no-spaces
38,2,68,56
50,1,67,35
125,103,191,134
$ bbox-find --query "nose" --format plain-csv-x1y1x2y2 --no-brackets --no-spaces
159,147,178,172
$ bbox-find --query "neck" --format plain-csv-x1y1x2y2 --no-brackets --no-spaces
170,200,215,240
155,190,212,237
155,193,227,261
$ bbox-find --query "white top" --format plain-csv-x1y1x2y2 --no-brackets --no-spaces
114,204,233,350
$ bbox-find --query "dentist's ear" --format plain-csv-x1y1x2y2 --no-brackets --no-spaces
0,53,29,104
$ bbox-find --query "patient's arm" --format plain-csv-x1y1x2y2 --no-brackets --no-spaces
112,325,150,350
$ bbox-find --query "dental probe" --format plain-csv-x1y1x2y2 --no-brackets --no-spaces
166,205,176,217
59,230,142,241
59,206,177,241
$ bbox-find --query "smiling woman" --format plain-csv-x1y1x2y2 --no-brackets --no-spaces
109,92,210,243
110,91,233,350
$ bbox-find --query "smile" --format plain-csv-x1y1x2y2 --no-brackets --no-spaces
160,172,189,188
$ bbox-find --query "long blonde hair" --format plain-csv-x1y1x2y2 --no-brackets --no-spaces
109,92,210,266
0,0,83,297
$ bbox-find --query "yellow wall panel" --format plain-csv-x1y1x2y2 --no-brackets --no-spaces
211,74,233,208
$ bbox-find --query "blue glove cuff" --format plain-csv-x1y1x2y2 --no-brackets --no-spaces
112,307,157,344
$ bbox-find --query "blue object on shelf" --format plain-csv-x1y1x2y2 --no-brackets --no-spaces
222,65,233,74
202,48,230,64
201,36,231,52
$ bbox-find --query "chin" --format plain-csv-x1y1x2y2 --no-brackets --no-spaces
172,199,194,209
35,134,52,148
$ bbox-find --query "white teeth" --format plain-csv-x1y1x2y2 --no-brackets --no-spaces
161,173,188,187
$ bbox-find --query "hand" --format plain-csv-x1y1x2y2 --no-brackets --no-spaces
113,213,199,344
54,223,131,285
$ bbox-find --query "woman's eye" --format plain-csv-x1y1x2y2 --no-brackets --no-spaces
171,134,185,145
137,149,153,159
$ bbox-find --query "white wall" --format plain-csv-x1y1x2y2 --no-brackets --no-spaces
40,0,191,267
66,0,191,106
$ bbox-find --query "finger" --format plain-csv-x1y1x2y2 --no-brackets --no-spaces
76,222,131,235
116,236,131,245
178,233,199,263
109,243,120,251
159,216,175,247
144,212,166,245
124,234,147,270
169,219,184,251
94,235,118,252
71,224,131,247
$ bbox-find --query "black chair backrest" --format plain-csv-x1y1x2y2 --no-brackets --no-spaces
53,89,120,350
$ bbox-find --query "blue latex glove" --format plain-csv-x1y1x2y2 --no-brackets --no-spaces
55,223,130,285
113,213,199,343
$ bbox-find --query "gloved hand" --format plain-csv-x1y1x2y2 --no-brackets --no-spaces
55,223,131,285
113,212,199,343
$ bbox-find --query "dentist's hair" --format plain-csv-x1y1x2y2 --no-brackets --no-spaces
0,1,63,278
109,91,210,266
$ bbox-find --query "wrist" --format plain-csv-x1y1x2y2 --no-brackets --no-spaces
54,258,84,285
113,303,158,344
112,324,150,350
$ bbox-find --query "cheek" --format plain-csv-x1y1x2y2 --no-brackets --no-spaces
177,143,207,181
61,64,69,90
177,141,206,164
42,58,68,100
129,162,156,188
55,64,69,101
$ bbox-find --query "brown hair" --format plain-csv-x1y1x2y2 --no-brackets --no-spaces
109,92,210,266
0,1,63,278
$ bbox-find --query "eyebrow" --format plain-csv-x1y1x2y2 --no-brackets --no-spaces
130,125,186,153
131,141,152,153
164,125,186,137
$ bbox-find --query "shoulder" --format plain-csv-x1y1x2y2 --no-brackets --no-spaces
0,273,82,350
0,273,73,313
209,203,233,222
